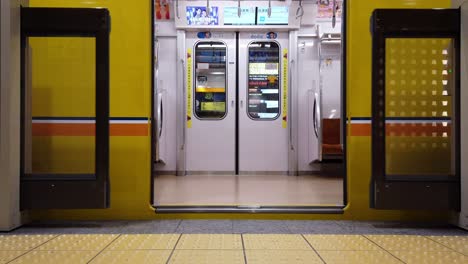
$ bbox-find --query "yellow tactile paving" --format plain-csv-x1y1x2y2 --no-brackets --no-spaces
10,250,99,264
246,250,323,264
169,250,245,264
366,235,452,251
106,234,179,250
90,250,172,264
427,236,468,255
0,235,56,251
176,234,243,250
242,235,311,250
36,234,118,251
0,251,26,264
391,250,468,264
317,250,403,264
304,235,381,251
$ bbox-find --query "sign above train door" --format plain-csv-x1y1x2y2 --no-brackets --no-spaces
173,0,301,30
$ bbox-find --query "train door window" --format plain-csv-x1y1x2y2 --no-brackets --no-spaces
247,42,280,120
21,8,110,209
385,38,456,177
194,42,227,119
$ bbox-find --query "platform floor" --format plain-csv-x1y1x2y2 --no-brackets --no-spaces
1,220,466,263
154,175,344,206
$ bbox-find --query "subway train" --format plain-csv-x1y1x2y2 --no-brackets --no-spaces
0,0,466,231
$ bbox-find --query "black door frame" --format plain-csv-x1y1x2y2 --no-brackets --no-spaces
150,1,349,213
20,7,111,209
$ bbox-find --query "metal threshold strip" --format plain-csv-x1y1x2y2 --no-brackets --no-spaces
153,205,345,214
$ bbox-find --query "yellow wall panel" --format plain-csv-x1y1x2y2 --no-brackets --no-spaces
30,37,96,117
32,136,95,174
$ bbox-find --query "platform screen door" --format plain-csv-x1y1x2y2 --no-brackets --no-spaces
20,8,110,209
371,9,460,210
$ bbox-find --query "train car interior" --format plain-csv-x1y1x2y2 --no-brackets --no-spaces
152,0,346,210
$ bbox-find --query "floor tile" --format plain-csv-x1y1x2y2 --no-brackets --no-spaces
304,235,381,250
335,221,385,234
391,250,468,264
0,235,56,250
176,220,233,234
11,221,127,235
366,235,452,251
0,251,26,264
317,250,403,264
168,250,245,264
10,250,99,264
36,234,118,251
285,221,345,234
233,220,290,234
427,236,468,255
90,250,172,264
106,234,179,250
246,250,323,264
121,220,181,234
176,234,242,250
242,234,311,250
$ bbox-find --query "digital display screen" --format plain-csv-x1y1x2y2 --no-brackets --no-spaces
223,7,256,25
257,7,289,25
186,6,219,25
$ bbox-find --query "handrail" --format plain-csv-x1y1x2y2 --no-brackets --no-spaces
296,0,304,19
176,0,180,19
288,59,295,151
181,59,186,150
154,39,161,162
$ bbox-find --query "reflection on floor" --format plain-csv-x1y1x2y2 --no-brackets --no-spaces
1,220,467,264
154,175,343,206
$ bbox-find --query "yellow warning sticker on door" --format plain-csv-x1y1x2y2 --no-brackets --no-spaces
282,48,288,128
187,48,192,128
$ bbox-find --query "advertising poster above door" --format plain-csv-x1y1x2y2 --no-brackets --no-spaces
155,0,172,20
186,6,219,25
318,0,342,19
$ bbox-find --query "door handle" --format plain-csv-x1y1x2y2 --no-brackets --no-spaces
240,100,244,108
231,100,234,108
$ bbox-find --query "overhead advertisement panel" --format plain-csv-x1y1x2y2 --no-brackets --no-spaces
257,7,289,25
223,7,256,25
186,6,219,25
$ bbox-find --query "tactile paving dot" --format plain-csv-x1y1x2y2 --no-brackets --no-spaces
36,234,118,251
242,235,310,250
0,235,56,251
304,235,381,251
391,250,467,264
317,250,403,264
366,235,451,251
246,250,323,264
90,250,171,264
10,250,99,264
0,251,26,264
168,250,244,264
176,234,242,250
427,236,468,255
106,234,179,250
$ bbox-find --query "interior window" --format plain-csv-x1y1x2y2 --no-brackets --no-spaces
194,42,227,119
247,41,280,120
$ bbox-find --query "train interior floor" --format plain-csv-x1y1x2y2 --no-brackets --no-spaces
153,174,344,206
0,220,466,263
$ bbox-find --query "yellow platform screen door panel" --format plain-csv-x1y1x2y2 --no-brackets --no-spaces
20,8,110,209
370,9,461,210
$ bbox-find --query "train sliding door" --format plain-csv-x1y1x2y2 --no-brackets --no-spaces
238,32,289,174
185,32,236,173
371,9,460,210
